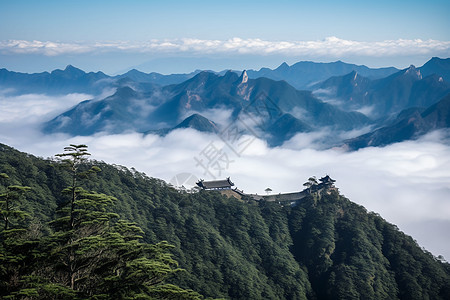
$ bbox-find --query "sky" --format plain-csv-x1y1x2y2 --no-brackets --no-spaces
1,0,449,74
0,0,450,259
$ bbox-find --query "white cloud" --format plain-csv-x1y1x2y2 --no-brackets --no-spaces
290,106,309,120
342,130,369,143
281,130,331,150
1,37,449,58
179,107,234,126
0,40,93,56
0,93,91,124
355,105,377,117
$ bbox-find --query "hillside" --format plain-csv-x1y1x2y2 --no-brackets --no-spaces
314,65,450,119
1,143,449,299
420,57,450,82
345,93,450,150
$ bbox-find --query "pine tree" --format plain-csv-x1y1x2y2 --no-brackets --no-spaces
0,172,34,298
0,173,31,231
303,176,318,194
54,144,100,230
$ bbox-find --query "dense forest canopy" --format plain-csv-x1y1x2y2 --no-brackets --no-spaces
0,143,449,299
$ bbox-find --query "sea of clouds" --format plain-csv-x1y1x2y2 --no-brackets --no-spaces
1,91,449,261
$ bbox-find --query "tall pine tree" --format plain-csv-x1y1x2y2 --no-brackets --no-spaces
0,173,35,297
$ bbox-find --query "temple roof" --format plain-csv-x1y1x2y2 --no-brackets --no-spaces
197,177,234,189
320,175,336,183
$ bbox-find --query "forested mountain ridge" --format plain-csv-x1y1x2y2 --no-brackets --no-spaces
1,143,449,299
0,144,204,299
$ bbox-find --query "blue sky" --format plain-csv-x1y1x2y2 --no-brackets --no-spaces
1,0,449,73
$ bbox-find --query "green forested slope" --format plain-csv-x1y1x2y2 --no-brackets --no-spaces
0,143,449,299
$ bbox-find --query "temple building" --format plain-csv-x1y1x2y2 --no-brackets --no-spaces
319,175,336,187
309,175,337,194
196,177,235,190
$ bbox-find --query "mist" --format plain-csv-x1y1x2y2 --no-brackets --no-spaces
0,92,449,261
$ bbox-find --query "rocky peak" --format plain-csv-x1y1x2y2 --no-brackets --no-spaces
405,65,422,79
239,70,248,84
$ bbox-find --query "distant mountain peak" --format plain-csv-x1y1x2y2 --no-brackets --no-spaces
64,64,77,70
48,65,86,78
223,70,239,80
63,65,85,76
174,113,218,133
192,70,217,82
429,57,450,64
113,86,138,98
276,62,290,71
405,65,422,79
239,70,248,84
420,56,450,82
125,68,145,75
350,71,358,81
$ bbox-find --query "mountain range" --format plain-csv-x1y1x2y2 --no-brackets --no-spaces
2,57,450,149
42,70,370,146
246,60,399,89
0,65,110,95
345,93,450,149
0,60,400,95
313,64,450,119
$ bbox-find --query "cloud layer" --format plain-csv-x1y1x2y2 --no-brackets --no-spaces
1,37,449,58
0,92,91,123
